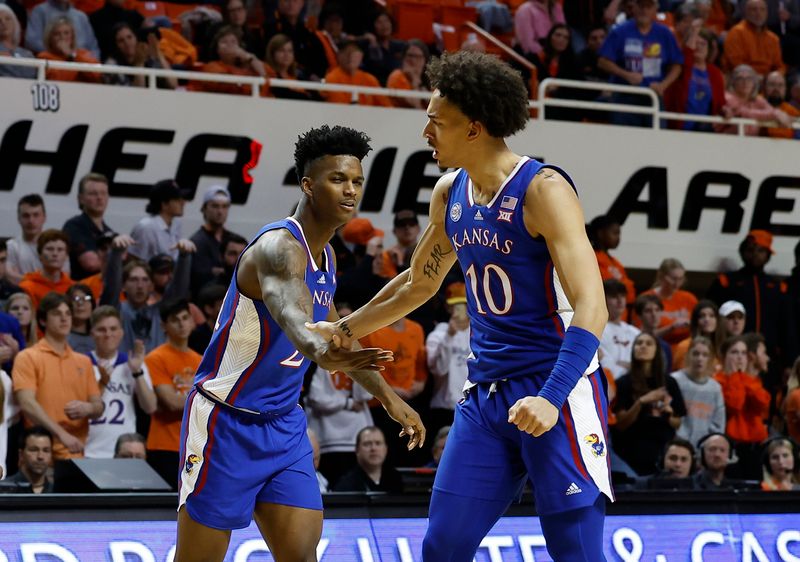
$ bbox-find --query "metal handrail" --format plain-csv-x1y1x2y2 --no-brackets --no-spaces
538,77,800,136
3,56,799,136
463,21,535,71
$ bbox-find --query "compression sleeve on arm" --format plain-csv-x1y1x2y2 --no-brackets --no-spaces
538,325,599,409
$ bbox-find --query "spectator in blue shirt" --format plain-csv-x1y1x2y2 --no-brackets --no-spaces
598,0,683,126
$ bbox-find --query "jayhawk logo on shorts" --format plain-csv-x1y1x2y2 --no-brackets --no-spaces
185,454,201,474
584,434,606,458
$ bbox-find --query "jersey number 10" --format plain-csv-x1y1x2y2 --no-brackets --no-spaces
465,264,513,315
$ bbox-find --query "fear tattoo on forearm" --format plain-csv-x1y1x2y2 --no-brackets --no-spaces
423,243,452,280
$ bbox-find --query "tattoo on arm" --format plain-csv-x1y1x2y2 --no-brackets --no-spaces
422,243,452,280
340,321,353,338
535,169,556,179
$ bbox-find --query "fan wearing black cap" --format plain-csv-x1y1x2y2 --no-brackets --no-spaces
62,172,117,281
129,179,194,263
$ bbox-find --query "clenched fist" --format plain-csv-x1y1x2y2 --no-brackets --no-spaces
508,396,559,437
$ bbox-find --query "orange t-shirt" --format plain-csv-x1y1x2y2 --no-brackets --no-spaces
640,288,697,346
145,343,201,452
37,50,102,83
595,250,635,304
766,102,800,139
20,271,76,315
360,320,427,392
159,27,197,67
722,21,785,76
322,67,392,107
80,273,103,302
714,370,770,443
785,388,800,443
195,61,261,96
12,339,100,460
386,69,423,108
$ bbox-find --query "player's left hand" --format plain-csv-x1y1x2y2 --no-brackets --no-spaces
384,397,426,450
508,396,559,437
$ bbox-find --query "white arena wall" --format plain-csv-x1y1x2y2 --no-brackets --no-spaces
1,77,798,274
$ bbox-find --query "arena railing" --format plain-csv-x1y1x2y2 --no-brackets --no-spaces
2,56,798,137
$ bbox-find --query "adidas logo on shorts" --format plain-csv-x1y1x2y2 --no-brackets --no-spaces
565,482,582,496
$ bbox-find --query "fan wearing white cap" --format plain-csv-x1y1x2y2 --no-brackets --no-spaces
719,300,746,338
189,186,243,299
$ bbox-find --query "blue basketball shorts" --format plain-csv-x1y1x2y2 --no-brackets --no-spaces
178,389,322,530
433,370,615,515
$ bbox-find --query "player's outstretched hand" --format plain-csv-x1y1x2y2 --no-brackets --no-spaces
384,398,426,450
306,319,355,349
508,396,559,437
317,340,393,373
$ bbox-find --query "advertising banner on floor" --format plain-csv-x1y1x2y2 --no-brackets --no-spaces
0,513,798,561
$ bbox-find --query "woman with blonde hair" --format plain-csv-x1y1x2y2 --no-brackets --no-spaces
0,4,37,79
715,64,792,135
640,258,697,347
36,17,101,83
6,292,37,346
670,336,725,445
760,438,800,491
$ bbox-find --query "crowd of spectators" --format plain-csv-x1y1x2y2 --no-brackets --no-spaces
0,170,796,495
594,215,800,490
1,0,799,135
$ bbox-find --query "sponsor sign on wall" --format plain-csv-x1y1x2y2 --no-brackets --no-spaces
2,79,799,273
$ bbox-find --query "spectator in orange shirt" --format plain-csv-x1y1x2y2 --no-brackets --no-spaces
13,293,104,460
386,39,430,109
20,230,75,314
764,71,800,138
714,335,770,478
783,357,800,442
641,258,697,347
145,298,201,489
264,33,319,100
703,0,735,35
722,0,785,76
322,40,391,107
37,17,102,83
760,438,800,490
589,215,636,312
198,25,266,96
360,315,427,465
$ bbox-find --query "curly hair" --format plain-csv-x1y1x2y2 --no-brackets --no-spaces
294,125,372,182
426,51,529,138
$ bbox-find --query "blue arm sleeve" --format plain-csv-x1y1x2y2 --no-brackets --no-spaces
538,326,599,409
